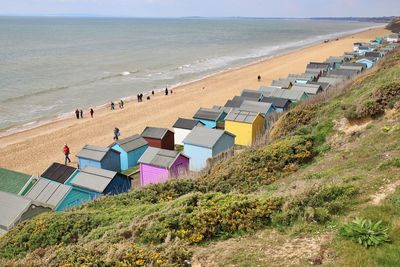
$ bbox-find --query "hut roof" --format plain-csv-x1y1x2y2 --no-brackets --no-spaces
77,145,116,162
271,79,292,89
193,108,225,121
71,167,117,193
240,89,263,100
141,127,171,140
113,134,148,152
41,163,77,184
225,109,262,124
173,118,204,130
138,147,185,168
239,100,273,114
183,127,235,149
0,168,31,194
25,178,71,209
0,191,32,231
260,97,292,108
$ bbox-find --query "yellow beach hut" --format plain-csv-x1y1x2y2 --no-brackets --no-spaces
224,109,265,146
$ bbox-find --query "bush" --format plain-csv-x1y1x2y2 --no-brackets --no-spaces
340,217,390,248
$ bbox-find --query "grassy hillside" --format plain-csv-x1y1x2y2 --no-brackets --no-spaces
1,49,399,267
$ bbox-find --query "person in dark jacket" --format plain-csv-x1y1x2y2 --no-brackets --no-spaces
75,109,80,119
113,127,120,141
90,108,94,118
165,87,168,95
80,109,83,119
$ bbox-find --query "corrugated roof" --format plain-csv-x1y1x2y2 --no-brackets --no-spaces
271,79,292,89
318,76,344,86
260,97,292,108
224,96,246,108
70,166,117,193
329,68,359,78
77,145,111,161
0,191,32,231
113,134,148,152
325,56,345,64
138,147,184,168
259,87,308,101
183,127,234,149
307,81,331,91
25,178,71,209
173,118,203,130
239,100,273,114
193,108,225,121
141,127,170,139
41,163,77,184
225,109,262,123
240,89,263,100
0,168,31,194
291,84,322,95
306,62,330,70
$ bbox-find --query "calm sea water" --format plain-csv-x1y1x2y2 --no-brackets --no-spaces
0,17,379,133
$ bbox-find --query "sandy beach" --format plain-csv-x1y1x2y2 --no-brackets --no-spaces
0,27,390,175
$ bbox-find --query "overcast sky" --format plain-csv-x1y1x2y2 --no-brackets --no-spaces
0,0,399,17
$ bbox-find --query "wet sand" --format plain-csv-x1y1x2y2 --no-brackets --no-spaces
0,27,390,175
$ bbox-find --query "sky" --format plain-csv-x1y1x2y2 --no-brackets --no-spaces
0,0,399,18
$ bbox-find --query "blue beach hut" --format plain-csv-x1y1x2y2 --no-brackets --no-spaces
193,108,227,129
77,145,121,172
183,127,235,172
110,134,148,171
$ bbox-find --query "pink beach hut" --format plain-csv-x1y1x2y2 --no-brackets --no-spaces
138,147,189,186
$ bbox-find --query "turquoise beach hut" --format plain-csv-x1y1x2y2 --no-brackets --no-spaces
110,134,148,171
77,144,121,172
183,127,235,172
193,107,227,129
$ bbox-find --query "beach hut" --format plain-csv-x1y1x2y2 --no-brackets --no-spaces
224,109,265,146
287,73,318,84
224,96,247,108
0,191,50,235
307,81,331,91
77,145,121,172
173,118,205,146
353,42,362,52
291,84,323,95
67,166,131,197
260,97,292,113
259,87,308,103
110,134,148,171
357,46,372,56
141,127,175,150
138,147,189,186
271,79,293,89
23,177,93,212
0,167,33,195
41,162,77,184
364,52,382,59
356,57,376,69
183,127,235,171
239,100,276,127
193,107,227,129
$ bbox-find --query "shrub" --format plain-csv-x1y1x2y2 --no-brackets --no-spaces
340,217,390,248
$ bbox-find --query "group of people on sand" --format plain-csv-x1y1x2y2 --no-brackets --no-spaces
75,108,94,119
111,99,125,110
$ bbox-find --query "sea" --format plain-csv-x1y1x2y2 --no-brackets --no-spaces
0,17,381,135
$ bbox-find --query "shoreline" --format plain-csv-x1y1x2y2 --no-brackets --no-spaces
0,26,390,174
0,24,384,139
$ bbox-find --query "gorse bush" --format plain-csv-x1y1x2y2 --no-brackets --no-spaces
340,217,390,248
134,193,282,244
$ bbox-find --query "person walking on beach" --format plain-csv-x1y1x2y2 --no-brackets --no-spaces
63,144,71,165
137,94,140,102
90,108,94,118
80,109,83,119
120,99,124,108
165,87,168,95
113,127,120,141
152,90,154,96
170,89,173,94
140,93,143,102
258,75,261,82
75,109,80,119
111,102,115,110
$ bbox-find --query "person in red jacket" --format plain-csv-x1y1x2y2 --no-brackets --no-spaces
63,144,71,165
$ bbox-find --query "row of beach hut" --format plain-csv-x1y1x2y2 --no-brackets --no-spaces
0,35,398,235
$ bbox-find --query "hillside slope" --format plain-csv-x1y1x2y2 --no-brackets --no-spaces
0,50,400,267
